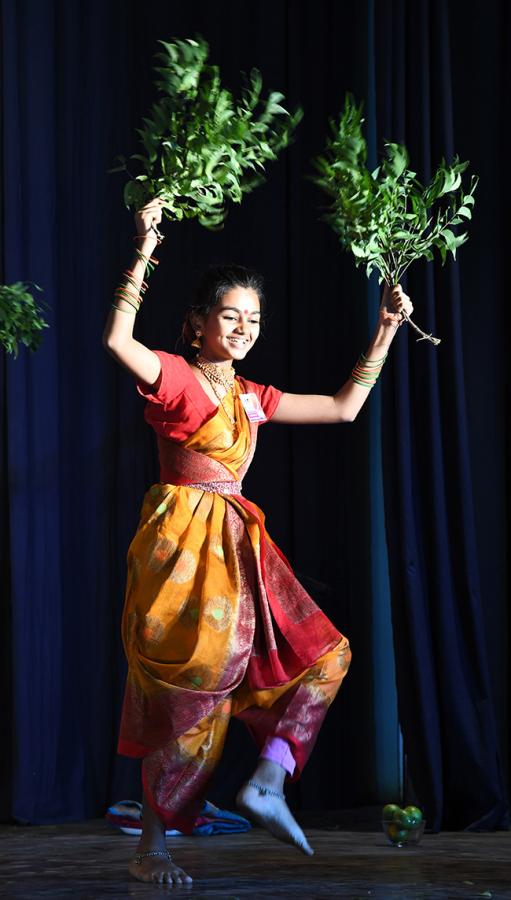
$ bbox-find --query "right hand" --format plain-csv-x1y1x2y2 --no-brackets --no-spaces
379,282,413,329
134,198,165,237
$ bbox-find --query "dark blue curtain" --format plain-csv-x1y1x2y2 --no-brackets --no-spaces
374,0,509,830
1,0,508,829
0,0,136,823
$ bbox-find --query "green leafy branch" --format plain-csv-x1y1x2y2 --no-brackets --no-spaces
112,37,303,230
0,282,48,357
311,95,478,345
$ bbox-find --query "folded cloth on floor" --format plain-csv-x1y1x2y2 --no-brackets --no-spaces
105,799,251,836
193,800,252,835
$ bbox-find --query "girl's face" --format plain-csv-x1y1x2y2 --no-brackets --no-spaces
199,287,261,363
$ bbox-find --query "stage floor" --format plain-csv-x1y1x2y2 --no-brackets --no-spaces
1,816,510,899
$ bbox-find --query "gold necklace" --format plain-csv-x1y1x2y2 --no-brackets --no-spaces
193,355,236,389
192,355,237,426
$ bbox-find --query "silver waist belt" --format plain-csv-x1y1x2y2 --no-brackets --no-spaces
184,480,243,495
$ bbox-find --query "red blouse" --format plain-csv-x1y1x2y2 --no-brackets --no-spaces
137,351,283,443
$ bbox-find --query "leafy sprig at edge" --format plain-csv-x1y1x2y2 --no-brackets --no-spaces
311,94,478,345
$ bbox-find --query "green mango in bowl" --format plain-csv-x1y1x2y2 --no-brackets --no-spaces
382,803,401,822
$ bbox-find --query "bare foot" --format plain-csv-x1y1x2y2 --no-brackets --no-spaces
128,795,192,885
128,851,193,886
236,780,314,856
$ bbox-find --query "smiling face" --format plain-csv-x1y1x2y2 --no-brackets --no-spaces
197,287,261,363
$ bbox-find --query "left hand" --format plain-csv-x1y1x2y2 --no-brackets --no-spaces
379,283,414,329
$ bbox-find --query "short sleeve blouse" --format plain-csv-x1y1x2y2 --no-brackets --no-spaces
137,351,283,443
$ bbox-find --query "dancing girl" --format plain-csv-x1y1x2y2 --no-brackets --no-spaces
103,198,413,886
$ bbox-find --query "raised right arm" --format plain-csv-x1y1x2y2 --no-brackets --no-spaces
102,200,165,386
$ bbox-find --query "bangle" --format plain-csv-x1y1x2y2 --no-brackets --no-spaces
115,281,142,300
116,281,141,297
133,233,163,245
111,303,136,315
122,271,148,294
115,296,140,313
114,286,141,307
350,351,387,388
133,246,160,279
113,243,155,318
361,351,388,365
114,288,141,311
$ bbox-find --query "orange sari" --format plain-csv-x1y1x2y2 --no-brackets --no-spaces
118,381,351,831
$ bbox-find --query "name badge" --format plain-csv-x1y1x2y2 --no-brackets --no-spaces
239,392,267,423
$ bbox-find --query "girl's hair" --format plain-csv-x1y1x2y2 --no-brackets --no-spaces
181,264,265,351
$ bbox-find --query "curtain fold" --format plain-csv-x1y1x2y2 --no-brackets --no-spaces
1,0,138,822
374,0,508,831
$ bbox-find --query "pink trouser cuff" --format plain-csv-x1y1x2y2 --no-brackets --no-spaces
259,736,296,775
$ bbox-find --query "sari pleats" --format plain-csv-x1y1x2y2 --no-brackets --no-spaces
118,385,350,828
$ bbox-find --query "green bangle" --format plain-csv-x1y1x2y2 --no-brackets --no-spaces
351,375,374,388
114,291,140,311
111,303,136,315
353,371,379,382
134,247,156,276
118,277,143,296
361,351,388,365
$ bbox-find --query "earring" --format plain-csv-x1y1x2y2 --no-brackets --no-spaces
191,331,202,349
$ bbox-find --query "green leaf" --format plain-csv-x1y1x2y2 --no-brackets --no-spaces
124,180,150,209
0,282,49,357
310,91,477,285
112,35,302,228
441,228,456,252
384,142,409,178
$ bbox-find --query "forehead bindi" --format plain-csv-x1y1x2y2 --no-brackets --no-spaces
220,306,260,315
220,288,260,315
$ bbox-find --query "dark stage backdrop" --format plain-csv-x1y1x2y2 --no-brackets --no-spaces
0,0,508,830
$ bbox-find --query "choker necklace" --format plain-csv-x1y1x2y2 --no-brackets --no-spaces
192,355,237,425
193,355,236,389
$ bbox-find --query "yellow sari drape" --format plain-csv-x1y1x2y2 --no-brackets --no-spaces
118,384,350,830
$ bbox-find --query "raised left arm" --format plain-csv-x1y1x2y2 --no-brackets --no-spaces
271,284,412,425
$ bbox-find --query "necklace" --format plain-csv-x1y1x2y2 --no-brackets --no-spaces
192,355,237,426
193,355,236,390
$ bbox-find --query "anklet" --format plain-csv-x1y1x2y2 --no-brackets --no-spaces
248,779,285,800
133,849,172,865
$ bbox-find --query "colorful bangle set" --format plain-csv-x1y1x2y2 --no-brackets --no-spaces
111,240,160,316
134,247,159,277
350,351,388,388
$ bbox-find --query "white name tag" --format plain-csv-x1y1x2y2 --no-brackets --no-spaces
239,392,267,423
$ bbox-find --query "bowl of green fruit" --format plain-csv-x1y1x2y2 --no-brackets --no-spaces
382,804,425,847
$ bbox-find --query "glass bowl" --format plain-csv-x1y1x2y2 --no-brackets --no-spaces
382,818,425,847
